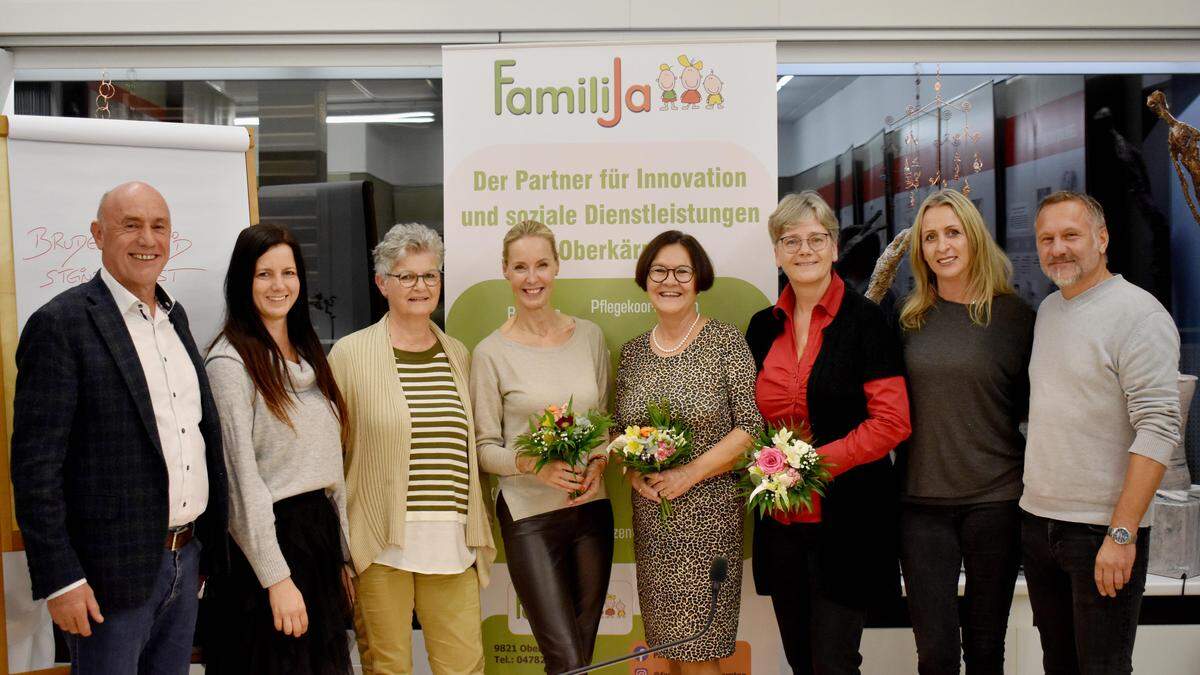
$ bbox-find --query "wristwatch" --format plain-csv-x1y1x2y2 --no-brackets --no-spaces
1107,526,1135,545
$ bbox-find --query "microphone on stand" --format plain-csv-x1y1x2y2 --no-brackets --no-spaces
558,557,729,675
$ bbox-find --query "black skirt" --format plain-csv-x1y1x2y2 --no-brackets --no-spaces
201,490,353,675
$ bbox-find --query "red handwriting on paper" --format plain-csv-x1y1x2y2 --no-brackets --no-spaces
23,227,98,265
25,227,204,289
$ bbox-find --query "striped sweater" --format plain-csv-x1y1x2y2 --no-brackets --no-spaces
393,344,470,521
328,316,495,583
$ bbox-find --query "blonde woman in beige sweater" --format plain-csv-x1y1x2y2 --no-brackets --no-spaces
470,220,614,675
329,223,494,675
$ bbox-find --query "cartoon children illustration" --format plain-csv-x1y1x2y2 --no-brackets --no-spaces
657,64,679,110
602,593,628,618
677,54,703,109
703,70,724,109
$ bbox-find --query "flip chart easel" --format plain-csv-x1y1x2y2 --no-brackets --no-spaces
0,114,259,674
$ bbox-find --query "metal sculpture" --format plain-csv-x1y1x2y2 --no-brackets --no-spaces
1147,90,1200,226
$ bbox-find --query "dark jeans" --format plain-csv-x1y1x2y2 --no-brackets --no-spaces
1021,511,1150,675
763,520,866,675
498,494,614,675
900,500,1021,675
65,537,201,675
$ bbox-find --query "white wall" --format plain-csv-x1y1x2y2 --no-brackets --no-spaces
0,0,1197,36
0,48,12,114
368,124,442,186
328,122,443,186
779,75,1000,176
327,124,369,176
2,0,1198,78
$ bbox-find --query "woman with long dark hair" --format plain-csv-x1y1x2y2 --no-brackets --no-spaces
203,223,353,674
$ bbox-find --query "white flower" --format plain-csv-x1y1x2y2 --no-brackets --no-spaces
789,439,814,454
748,481,771,502
784,445,803,469
771,428,794,448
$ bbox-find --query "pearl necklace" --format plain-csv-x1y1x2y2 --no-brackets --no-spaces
652,313,701,354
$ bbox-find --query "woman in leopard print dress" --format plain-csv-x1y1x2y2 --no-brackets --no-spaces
613,231,762,672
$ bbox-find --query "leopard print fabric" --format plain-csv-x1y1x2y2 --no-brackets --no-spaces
613,319,764,662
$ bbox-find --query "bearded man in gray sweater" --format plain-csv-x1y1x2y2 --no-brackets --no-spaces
1020,191,1181,675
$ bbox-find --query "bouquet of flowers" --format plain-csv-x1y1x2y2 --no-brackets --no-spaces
737,423,831,518
606,400,692,524
513,398,612,498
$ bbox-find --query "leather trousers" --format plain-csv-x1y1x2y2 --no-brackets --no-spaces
497,494,615,675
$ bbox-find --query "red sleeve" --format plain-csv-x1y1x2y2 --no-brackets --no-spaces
818,375,911,478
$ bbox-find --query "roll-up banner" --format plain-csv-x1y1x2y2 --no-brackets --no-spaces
443,40,781,674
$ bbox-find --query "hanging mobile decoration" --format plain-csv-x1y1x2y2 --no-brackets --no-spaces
885,63,987,203
960,99,982,196
95,71,116,119
887,64,923,207
951,131,963,184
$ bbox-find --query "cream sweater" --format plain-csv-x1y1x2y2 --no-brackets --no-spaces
329,315,495,584
470,318,612,521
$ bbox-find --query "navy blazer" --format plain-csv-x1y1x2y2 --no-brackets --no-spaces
11,272,228,611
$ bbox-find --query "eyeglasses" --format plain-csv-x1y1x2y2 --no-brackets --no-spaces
776,233,832,254
385,271,442,288
647,265,694,284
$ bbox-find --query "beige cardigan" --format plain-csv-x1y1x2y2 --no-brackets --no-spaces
329,315,495,584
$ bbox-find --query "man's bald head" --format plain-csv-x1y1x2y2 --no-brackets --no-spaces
90,181,173,305
95,181,170,224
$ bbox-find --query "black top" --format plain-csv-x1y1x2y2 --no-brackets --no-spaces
746,285,906,608
900,294,1036,504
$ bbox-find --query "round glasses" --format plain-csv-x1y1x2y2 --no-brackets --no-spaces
776,233,832,254
647,265,694,284
385,271,442,288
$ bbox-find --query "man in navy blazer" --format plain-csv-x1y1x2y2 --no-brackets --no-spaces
11,181,228,673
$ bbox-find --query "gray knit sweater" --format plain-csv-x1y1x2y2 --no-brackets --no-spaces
1020,275,1181,527
206,338,349,588
901,294,1035,504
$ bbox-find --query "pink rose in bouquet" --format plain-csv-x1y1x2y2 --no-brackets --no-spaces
737,423,831,518
607,400,692,524
756,447,786,474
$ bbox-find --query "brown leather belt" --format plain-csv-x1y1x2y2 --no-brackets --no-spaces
166,523,194,551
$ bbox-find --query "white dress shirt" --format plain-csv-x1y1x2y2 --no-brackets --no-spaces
49,269,209,600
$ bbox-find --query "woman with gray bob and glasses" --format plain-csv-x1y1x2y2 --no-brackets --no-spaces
329,223,495,675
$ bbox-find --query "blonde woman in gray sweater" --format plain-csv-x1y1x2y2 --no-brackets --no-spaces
898,190,1034,675
202,224,352,675
471,220,614,675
